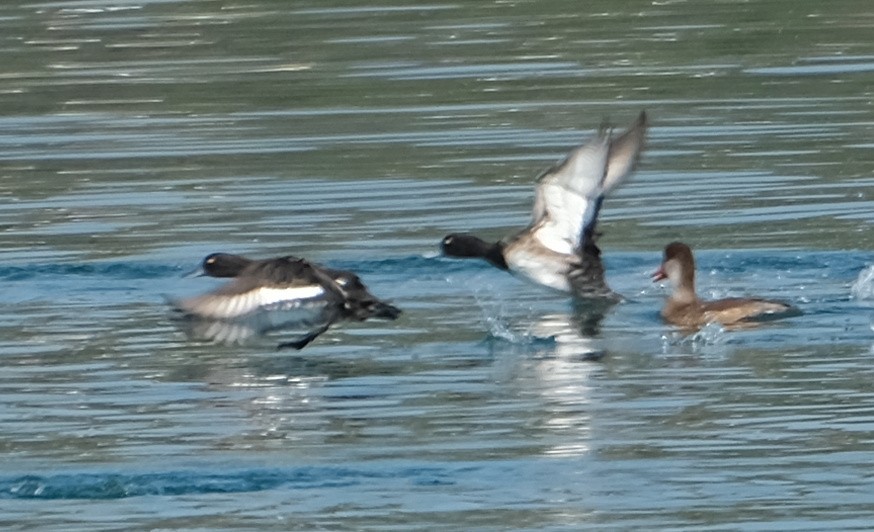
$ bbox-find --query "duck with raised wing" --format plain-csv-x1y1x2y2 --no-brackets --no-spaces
441,111,647,299
170,253,400,349
653,242,797,328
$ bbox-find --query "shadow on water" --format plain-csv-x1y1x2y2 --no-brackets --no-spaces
0,464,458,500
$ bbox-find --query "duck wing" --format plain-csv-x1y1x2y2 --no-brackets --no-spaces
528,128,610,256
170,283,340,343
528,111,647,257
702,297,798,325
171,258,345,344
602,111,647,194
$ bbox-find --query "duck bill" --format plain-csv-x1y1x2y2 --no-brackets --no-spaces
651,267,667,282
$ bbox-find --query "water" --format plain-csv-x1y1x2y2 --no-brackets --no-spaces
2,0,874,529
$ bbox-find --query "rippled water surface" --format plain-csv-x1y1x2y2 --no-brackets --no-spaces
2,0,874,529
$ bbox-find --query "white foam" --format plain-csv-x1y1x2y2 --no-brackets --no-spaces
850,265,874,300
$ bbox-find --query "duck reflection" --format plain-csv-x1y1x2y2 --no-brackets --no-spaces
486,297,616,360
508,306,613,458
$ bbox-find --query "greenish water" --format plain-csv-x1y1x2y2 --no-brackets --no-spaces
1,0,874,529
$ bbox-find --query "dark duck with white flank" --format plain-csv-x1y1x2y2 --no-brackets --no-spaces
170,253,401,349
653,242,798,328
441,111,647,299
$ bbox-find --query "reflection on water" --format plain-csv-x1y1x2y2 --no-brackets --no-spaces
2,0,874,529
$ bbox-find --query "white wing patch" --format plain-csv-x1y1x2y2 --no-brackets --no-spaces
526,113,646,258
533,134,609,254
256,285,326,307
172,284,335,345
179,285,327,320
179,307,333,345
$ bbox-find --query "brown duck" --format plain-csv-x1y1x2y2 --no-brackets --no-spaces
653,242,797,328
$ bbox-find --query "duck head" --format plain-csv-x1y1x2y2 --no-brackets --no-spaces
441,233,508,270
332,271,402,321
199,253,253,278
653,241,696,294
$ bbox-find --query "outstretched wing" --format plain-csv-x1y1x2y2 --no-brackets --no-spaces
528,127,610,256
169,258,343,345
169,285,336,345
603,111,647,193
528,111,647,257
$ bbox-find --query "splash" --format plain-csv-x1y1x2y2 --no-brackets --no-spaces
850,265,874,300
482,312,525,343
472,287,559,345
661,322,727,351
468,279,532,343
689,322,728,345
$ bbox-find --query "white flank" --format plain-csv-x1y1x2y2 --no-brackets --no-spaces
532,224,574,256
255,285,325,306
509,248,572,293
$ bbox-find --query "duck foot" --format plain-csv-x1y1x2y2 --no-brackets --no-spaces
277,324,331,350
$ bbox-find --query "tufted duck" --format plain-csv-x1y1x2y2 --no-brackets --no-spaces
170,253,400,349
442,111,647,299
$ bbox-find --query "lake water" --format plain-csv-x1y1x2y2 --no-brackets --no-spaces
2,0,874,529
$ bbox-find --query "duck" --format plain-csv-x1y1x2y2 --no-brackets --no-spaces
441,111,647,299
169,253,401,349
652,241,797,328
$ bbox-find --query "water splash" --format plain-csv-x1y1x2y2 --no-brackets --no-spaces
661,322,728,352
850,265,874,300
482,312,524,343
465,283,561,345
690,322,728,345
464,277,532,343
